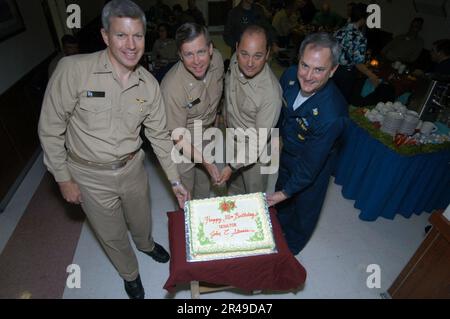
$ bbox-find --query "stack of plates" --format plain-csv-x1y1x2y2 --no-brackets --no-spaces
399,114,420,136
381,112,404,136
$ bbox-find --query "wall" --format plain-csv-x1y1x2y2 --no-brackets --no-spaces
313,0,450,49
0,0,54,95
70,0,105,28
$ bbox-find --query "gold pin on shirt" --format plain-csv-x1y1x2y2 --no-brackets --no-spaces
136,98,147,112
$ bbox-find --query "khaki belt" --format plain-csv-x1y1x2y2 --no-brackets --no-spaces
68,151,138,170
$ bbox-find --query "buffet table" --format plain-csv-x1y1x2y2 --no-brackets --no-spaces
163,208,307,298
334,119,450,221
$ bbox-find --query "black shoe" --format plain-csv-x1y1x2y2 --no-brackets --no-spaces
124,275,145,299
141,242,170,263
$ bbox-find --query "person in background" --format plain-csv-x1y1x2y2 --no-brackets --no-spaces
298,0,317,25
146,0,172,27
160,23,224,199
272,0,301,49
185,0,206,26
151,23,178,82
311,1,345,32
254,0,273,20
223,0,275,54
346,2,356,23
48,34,79,78
267,33,348,255
170,4,195,32
39,0,189,299
413,39,450,79
333,2,381,103
429,39,450,76
219,25,282,194
381,17,425,64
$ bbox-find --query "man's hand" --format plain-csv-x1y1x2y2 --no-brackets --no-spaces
58,180,82,204
203,162,220,184
172,183,190,209
217,165,233,185
266,191,288,207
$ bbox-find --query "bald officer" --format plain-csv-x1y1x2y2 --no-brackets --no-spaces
161,23,224,199
38,0,188,299
219,25,282,194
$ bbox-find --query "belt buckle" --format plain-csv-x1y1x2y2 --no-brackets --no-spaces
110,162,124,170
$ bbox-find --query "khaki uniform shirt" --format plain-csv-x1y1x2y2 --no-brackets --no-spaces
160,49,224,133
225,54,282,169
38,50,179,182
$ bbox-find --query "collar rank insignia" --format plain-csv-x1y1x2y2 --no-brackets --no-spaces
289,80,295,86
312,108,319,116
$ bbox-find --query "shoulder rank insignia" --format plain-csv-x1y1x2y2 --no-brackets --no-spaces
312,108,319,116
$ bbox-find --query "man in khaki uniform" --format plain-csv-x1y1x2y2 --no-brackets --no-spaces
38,0,188,299
219,25,282,194
161,23,224,199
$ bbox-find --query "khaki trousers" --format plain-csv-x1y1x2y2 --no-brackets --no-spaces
68,150,154,281
228,162,268,195
177,162,211,199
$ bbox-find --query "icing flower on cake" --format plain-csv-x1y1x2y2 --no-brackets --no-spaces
219,199,236,213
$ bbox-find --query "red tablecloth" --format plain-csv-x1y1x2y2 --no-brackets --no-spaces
163,208,307,293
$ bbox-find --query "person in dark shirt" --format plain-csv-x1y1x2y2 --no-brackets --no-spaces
430,39,450,76
170,4,195,32
185,0,206,26
413,39,450,79
381,17,425,64
298,0,317,24
223,0,275,53
146,0,172,27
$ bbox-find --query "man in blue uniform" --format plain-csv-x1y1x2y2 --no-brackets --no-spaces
267,33,348,255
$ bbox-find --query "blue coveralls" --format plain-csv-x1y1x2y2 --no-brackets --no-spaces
276,66,349,255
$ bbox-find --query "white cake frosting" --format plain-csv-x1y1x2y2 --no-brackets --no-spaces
185,192,276,261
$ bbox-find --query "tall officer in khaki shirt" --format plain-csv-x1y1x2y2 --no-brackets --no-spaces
161,23,224,199
219,25,282,194
38,0,189,299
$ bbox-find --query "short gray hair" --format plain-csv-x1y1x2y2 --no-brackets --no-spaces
299,32,341,66
102,0,146,33
175,23,211,51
